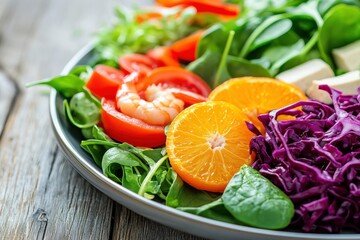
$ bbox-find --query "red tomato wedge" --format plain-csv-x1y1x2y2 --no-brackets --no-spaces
119,54,158,76
147,46,181,67
101,99,166,148
85,65,125,100
171,30,204,62
183,0,239,16
137,67,211,96
156,0,239,17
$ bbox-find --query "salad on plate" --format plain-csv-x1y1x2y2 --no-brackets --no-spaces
28,0,360,234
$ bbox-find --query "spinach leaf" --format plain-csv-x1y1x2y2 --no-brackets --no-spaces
166,172,220,208
122,165,143,193
26,75,85,98
91,125,113,142
239,14,293,58
318,4,360,68
187,46,221,86
178,198,243,224
317,0,360,16
247,18,293,54
81,143,106,167
102,147,150,192
64,92,101,128
69,65,93,80
266,38,305,75
222,165,294,230
81,127,94,140
103,147,142,168
80,127,116,166
289,0,323,26
227,56,272,77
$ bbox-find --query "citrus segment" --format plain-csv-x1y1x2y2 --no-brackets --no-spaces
166,101,255,192
208,77,307,132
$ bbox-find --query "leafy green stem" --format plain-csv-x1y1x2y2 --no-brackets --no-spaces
214,30,235,88
81,139,120,148
138,155,169,197
301,31,318,55
239,14,285,58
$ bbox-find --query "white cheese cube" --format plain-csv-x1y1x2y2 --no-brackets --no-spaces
276,59,334,91
306,70,360,104
332,40,360,71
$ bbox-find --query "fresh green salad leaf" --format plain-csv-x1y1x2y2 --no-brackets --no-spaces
69,65,93,80
178,199,242,224
178,165,294,229
190,0,359,86
64,92,101,128
222,165,294,229
318,4,360,68
95,7,198,63
317,0,360,16
227,56,272,77
26,75,85,98
166,173,220,208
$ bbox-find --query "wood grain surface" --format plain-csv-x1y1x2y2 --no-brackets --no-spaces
0,0,204,239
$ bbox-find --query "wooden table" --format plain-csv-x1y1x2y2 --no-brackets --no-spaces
0,0,204,239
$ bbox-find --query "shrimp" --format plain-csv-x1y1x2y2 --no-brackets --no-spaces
116,73,184,126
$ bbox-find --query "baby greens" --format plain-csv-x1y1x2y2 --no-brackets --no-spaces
27,74,102,129
191,0,360,88
94,7,199,65
318,4,360,68
223,165,294,229
179,165,294,229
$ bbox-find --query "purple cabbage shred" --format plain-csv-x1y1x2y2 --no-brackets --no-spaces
249,85,360,233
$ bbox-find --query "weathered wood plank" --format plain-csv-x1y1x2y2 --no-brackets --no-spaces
112,204,205,240
0,71,18,137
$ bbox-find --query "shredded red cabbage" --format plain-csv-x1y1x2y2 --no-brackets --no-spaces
249,85,360,233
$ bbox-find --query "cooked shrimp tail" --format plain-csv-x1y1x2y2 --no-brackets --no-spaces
116,74,184,126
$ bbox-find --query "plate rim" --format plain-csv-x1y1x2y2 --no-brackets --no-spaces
49,43,360,240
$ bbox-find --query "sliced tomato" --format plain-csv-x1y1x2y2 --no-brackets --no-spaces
86,65,125,100
171,30,204,62
183,0,239,16
147,46,181,67
156,0,239,17
137,67,211,97
101,99,166,148
119,54,158,76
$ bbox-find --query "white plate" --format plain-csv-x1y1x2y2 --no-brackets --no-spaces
49,43,360,240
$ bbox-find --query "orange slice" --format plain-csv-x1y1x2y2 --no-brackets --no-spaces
166,101,255,192
208,77,307,133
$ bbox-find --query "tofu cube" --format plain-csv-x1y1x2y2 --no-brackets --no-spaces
306,70,360,104
276,59,334,91
332,40,360,71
